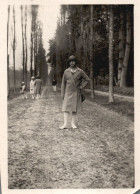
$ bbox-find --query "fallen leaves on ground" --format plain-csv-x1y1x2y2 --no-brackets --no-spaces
8,86,134,189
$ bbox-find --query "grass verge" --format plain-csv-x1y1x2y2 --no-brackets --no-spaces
85,92,134,122
94,85,134,96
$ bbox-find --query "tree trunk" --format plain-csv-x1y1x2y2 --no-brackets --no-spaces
30,32,33,77
13,6,16,93
7,5,10,97
35,29,38,77
80,5,84,70
109,5,114,102
120,10,131,87
34,34,37,77
118,11,124,86
34,23,39,77
90,5,95,98
83,28,86,71
80,6,83,45
21,6,25,81
32,39,35,76
31,5,39,77
30,6,33,78
30,6,35,77
25,6,28,85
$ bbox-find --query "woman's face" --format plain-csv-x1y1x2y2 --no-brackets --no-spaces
70,60,76,67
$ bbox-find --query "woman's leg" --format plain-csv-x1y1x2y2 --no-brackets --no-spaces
39,88,42,98
59,111,69,129
22,94,25,99
36,94,39,99
24,92,28,99
32,94,34,99
71,112,77,128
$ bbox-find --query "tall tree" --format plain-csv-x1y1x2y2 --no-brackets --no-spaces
90,5,95,98
48,5,134,89
24,6,28,84
117,10,124,86
120,7,132,87
80,5,85,70
7,5,10,97
55,22,61,85
21,5,25,81
30,6,34,77
30,31,33,77
37,26,48,85
108,5,114,102
31,6,39,77
83,23,86,71
12,5,16,93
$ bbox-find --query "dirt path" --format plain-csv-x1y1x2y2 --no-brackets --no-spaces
8,86,134,189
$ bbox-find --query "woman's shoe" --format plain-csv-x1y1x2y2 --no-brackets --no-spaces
71,126,78,129
59,126,68,129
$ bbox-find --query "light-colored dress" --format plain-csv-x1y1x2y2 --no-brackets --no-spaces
30,80,35,94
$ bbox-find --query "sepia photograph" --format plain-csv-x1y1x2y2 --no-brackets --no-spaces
0,0,139,193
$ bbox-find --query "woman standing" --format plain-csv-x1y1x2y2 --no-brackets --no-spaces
34,76,42,99
30,76,35,99
59,55,90,129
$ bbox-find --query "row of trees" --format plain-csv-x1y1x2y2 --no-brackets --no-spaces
7,5,134,102
7,5,48,97
48,5,134,102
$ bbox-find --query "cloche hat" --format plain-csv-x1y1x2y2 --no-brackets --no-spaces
69,55,76,61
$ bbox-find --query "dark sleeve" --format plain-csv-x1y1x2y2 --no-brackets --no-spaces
61,72,66,99
81,70,90,89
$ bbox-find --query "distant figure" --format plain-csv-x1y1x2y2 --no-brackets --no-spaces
47,58,52,85
30,76,35,99
52,79,57,92
34,76,42,99
20,82,28,99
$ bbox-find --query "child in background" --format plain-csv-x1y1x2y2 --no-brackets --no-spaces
30,76,35,99
52,79,57,92
20,82,28,99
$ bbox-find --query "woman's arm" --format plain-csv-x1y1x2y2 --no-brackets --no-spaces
80,70,90,89
30,82,32,88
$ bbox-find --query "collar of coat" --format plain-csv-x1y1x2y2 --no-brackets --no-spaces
66,67,81,86
67,67,81,72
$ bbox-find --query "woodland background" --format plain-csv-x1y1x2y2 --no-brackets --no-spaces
7,5,134,102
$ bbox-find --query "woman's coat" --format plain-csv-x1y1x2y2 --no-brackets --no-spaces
61,67,90,113
34,79,42,94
